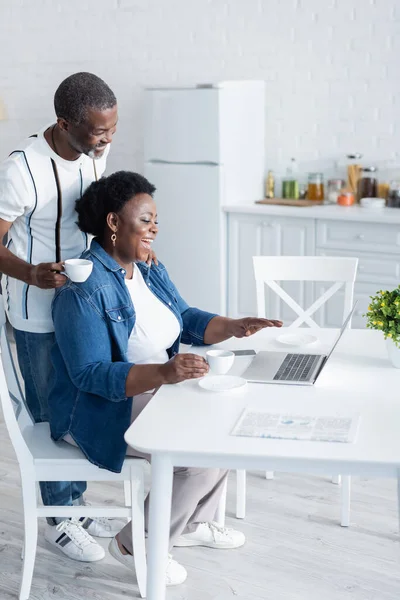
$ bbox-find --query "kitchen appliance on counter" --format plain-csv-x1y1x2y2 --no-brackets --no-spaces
144,81,265,314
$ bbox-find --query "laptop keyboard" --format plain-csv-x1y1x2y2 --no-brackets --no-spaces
273,354,321,382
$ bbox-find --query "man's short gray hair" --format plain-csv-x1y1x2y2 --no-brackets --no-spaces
54,72,117,125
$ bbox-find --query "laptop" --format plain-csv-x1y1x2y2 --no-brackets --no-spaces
242,303,357,386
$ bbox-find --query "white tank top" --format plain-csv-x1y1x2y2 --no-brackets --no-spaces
125,265,180,365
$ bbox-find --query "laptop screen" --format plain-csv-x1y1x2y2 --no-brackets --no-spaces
325,301,358,362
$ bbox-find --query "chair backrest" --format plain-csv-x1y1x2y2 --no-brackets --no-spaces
253,256,358,328
0,297,34,465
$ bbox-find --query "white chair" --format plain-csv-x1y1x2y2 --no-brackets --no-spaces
0,302,228,600
0,304,148,600
235,256,358,528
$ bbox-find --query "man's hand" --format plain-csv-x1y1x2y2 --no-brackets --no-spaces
227,317,283,338
146,248,159,267
160,353,209,384
30,262,67,289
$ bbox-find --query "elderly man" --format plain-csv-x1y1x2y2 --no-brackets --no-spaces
0,72,120,562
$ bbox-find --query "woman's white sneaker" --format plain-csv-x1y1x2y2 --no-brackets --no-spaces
45,518,105,562
174,521,245,549
109,537,187,586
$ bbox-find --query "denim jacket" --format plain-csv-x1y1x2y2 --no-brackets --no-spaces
48,239,217,473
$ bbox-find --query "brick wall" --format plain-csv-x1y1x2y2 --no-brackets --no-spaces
0,0,399,186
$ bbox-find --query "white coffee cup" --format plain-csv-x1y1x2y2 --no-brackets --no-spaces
63,259,93,283
206,350,235,375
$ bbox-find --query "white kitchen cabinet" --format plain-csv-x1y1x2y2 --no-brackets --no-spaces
226,208,400,328
316,220,400,328
227,213,315,319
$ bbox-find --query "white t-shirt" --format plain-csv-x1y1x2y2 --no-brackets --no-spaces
0,125,109,333
125,265,180,365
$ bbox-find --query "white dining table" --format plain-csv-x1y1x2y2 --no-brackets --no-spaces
124,328,400,600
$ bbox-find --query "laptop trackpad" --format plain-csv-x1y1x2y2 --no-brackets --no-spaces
242,351,286,382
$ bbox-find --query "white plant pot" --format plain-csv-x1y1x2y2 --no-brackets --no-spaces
385,337,400,368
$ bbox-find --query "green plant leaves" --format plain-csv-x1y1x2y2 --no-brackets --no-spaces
363,285,400,347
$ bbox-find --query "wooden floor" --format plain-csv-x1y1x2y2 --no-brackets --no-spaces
1,415,399,600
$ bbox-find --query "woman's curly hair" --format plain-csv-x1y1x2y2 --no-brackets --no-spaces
75,171,156,240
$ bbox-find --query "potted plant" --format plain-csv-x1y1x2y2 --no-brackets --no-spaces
365,286,400,368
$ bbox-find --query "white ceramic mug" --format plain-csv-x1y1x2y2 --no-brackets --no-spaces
63,259,93,283
206,349,235,375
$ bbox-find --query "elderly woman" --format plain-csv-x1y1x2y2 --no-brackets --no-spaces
48,171,282,586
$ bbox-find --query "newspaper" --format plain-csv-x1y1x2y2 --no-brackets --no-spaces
231,410,360,443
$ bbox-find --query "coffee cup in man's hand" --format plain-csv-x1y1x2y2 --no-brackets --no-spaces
63,259,93,283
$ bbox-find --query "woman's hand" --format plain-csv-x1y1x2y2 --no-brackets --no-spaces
160,353,209,384
227,317,283,338
203,315,283,345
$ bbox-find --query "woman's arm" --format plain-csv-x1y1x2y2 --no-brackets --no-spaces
203,316,283,344
156,263,283,346
53,287,208,400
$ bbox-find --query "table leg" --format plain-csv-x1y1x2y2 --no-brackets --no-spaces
397,469,400,534
146,454,174,600
340,475,351,527
236,469,246,519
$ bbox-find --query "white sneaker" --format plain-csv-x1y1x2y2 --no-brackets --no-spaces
78,501,126,538
45,518,105,562
109,537,187,586
174,521,245,549
78,516,125,538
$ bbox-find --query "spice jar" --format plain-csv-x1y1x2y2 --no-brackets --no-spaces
307,173,324,201
358,167,378,201
387,181,400,208
337,191,355,206
326,179,346,204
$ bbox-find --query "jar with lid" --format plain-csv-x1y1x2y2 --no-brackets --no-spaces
337,191,355,206
346,153,362,195
387,181,400,208
307,173,324,201
326,178,346,204
358,167,378,201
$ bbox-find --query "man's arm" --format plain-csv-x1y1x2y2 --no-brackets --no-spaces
0,219,66,289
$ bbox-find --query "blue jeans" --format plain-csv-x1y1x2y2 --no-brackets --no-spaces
13,328,87,525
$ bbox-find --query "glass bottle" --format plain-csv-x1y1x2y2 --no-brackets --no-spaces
265,170,275,199
358,167,378,201
387,181,400,208
307,173,324,201
282,158,299,199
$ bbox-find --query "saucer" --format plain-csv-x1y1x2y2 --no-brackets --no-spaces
276,333,318,347
199,376,247,393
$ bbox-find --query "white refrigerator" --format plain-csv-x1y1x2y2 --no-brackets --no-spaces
143,81,265,315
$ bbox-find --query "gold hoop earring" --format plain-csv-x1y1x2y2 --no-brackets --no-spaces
111,233,117,247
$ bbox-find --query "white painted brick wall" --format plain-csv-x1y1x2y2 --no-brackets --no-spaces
0,0,399,187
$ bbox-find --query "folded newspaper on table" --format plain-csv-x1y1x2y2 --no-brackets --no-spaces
231,410,360,443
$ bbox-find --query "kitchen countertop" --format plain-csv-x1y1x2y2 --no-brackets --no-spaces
223,203,400,224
